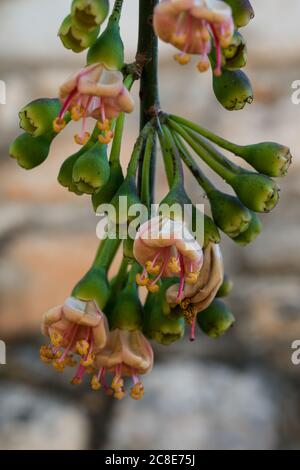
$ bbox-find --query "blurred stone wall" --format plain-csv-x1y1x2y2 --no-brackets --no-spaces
1,0,300,450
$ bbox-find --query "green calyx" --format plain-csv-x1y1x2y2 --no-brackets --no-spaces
223,0,254,28
87,17,124,70
9,132,54,170
109,265,143,331
58,15,99,53
222,31,247,70
230,172,280,213
72,266,110,310
213,68,253,111
92,160,124,211
110,176,141,225
233,211,262,245
72,141,110,194
71,0,109,32
216,274,234,298
19,98,61,137
236,142,292,177
197,299,235,338
143,280,185,345
208,189,251,239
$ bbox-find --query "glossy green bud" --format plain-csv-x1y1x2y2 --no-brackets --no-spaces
213,68,253,111
143,281,185,345
9,132,54,170
223,31,247,70
235,142,292,177
58,15,99,53
92,160,124,211
233,211,262,245
197,299,235,338
71,0,109,32
58,151,85,195
110,286,143,332
72,141,110,194
208,189,251,238
72,266,110,310
19,98,61,137
230,172,279,213
216,274,234,298
223,0,254,28
87,17,124,70
110,176,141,225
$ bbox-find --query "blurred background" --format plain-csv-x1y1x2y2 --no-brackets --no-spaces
0,0,300,450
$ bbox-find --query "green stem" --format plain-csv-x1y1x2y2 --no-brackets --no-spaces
109,0,124,24
161,124,184,188
127,121,152,178
141,129,155,209
170,114,244,156
92,237,121,271
109,113,125,163
137,0,160,202
168,118,235,184
112,258,129,290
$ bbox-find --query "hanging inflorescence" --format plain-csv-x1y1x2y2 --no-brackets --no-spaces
9,0,292,400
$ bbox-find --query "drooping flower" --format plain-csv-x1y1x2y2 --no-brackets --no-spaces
40,296,109,384
93,329,154,400
53,63,134,144
133,216,203,298
166,242,224,340
153,0,234,75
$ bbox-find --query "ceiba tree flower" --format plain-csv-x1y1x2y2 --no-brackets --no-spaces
53,63,134,144
166,243,224,340
40,296,109,384
93,329,154,400
153,0,234,75
134,216,203,298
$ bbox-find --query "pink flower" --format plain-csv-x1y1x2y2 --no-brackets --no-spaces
166,242,223,340
153,0,234,75
133,216,203,299
53,63,134,144
40,296,109,384
93,329,154,400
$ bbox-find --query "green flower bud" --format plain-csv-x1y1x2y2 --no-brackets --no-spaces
213,68,253,111
197,299,235,338
58,151,85,195
235,142,292,177
92,160,124,211
216,274,234,298
208,189,251,238
223,0,254,28
72,141,110,194
230,172,280,213
110,285,143,332
110,176,141,225
58,15,99,53
72,266,110,310
204,214,221,247
19,98,61,137
71,0,109,32
223,31,247,70
143,281,185,345
233,210,262,246
87,17,124,70
9,132,54,170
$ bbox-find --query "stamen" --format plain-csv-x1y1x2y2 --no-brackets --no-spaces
98,130,114,145
177,254,186,300
74,131,90,145
53,117,66,133
189,317,197,342
130,370,145,401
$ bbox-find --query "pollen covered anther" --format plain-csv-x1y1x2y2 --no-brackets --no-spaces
53,117,66,133
74,131,91,145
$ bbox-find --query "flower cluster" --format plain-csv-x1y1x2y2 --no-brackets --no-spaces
10,0,292,401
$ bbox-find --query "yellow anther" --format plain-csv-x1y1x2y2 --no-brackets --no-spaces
197,59,210,73
98,130,114,145
52,359,66,372
53,117,66,133
40,345,54,360
171,33,187,48
80,353,95,368
167,257,181,274
130,382,145,401
147,284,160,294
185,272,199,285
91,375,102,391
111,375,124,392
71,377,82,385
97,119,110,132
174,53,190,65
136,273,149,287
145,261,161,276
50,331,63,348
76,340,90,356
114,390,126,400
181,298,191,310
71,105,84,121
74,131,90,145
